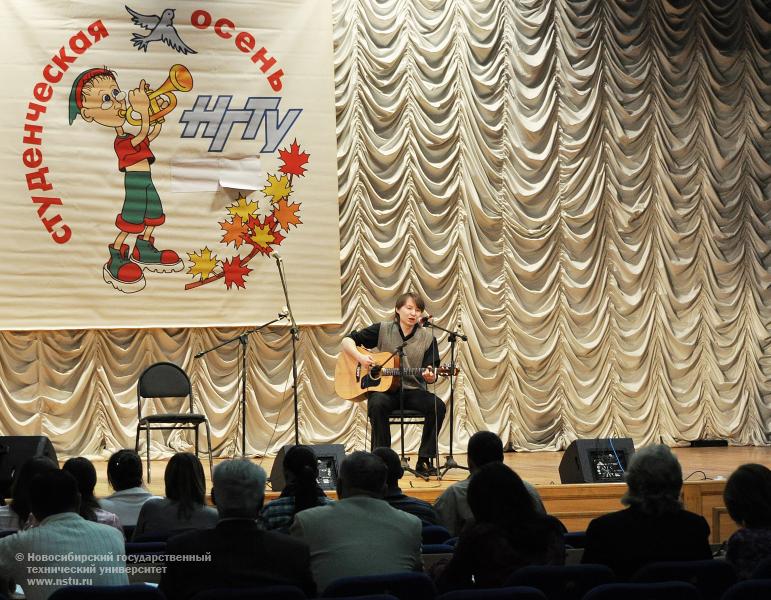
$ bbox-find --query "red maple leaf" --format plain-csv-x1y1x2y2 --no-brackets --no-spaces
271,226,286,246
279,140,310,177
245,214,262,233
222,256,252,290
273,199,302,231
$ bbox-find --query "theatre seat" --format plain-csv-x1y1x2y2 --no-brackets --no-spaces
48,584,165,599
322,571,437,600
582,582,701,600
507,564,616,600
722,579,771,600
190,585,307,599
632,559,737,600
438,587,547,600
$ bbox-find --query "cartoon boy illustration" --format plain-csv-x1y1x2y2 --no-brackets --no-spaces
68,68,183,293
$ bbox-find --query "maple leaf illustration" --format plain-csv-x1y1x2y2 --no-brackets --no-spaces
279,140,310,177
271,227,286,246
273,199,302,232
227,195,258,223
187,247,218,281
185,141,311,292
222,256,252,290
249,224,275,250
262,174,292,203
219,218,248,248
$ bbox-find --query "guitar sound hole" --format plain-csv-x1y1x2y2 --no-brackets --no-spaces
370,365,381,381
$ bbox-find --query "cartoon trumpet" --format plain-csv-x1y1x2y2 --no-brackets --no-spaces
122,63,193,126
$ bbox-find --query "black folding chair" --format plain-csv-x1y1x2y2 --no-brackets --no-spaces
134,362,213,483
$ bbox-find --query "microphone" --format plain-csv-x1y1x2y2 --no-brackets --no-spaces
278,306,289,319
273,251,282,263
419,314,432,327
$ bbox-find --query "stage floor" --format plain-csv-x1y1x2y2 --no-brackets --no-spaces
91,445,770,500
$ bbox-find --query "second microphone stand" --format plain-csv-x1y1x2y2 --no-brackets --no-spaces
273,253,301,446
195,312,287,457
393,342,429,482
426,319,469,479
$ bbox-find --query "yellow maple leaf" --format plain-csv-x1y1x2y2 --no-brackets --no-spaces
227,195,258,223
249,224,275,248
187,247,218,281
262,174,292,203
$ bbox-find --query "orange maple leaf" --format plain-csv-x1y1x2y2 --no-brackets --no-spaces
222,256,252,290
273,199,302,232
219,218,248,248
279,140,310,177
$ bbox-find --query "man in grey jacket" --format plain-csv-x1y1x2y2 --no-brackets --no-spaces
434,431,545,536
290,451,423,593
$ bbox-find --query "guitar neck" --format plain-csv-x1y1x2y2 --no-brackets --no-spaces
379,367,427,376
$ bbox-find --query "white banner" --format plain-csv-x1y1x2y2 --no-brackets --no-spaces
0,0,341,329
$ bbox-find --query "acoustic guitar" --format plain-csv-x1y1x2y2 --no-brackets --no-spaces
335,346,459,401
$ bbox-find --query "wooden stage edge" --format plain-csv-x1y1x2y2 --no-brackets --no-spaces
89,446,770,545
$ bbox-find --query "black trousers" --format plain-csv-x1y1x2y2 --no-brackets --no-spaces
367,388,446,459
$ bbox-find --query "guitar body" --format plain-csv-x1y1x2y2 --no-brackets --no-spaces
334,347,400,401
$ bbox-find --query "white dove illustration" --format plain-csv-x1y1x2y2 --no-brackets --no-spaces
125,5,197,54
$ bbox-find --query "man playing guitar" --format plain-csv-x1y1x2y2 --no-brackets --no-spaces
341,292,446,476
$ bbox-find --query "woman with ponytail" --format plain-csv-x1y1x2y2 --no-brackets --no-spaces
260,445,333,533
62,457,123,534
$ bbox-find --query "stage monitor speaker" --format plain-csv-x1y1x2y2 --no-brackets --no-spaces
0,436,58,498
269,444,346,492
559,438,635,484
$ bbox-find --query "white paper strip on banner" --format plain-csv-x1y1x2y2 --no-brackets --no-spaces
171,158,221,192
218,156,263,191
170,157,262,192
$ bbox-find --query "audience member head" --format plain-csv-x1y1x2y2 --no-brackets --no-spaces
283,445,323,514
107,449,143,491
468,462,537,526
467,431,503,472
62,457,100,522
724,463,771,529
29,470,80,521
165,452,206,520
373,447,404,489
211,459,266,519
337,451,387,499
9,456,59,523
622,444,683,516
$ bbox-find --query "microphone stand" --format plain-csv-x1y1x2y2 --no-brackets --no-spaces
424,319,469,479
393,341,428,482
195,312,288,457
273,253,301,446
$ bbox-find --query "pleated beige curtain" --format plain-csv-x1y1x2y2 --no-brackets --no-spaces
0,0,769,458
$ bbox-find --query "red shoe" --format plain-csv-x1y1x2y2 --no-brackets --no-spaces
103,244,145,293
131,236,183,273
